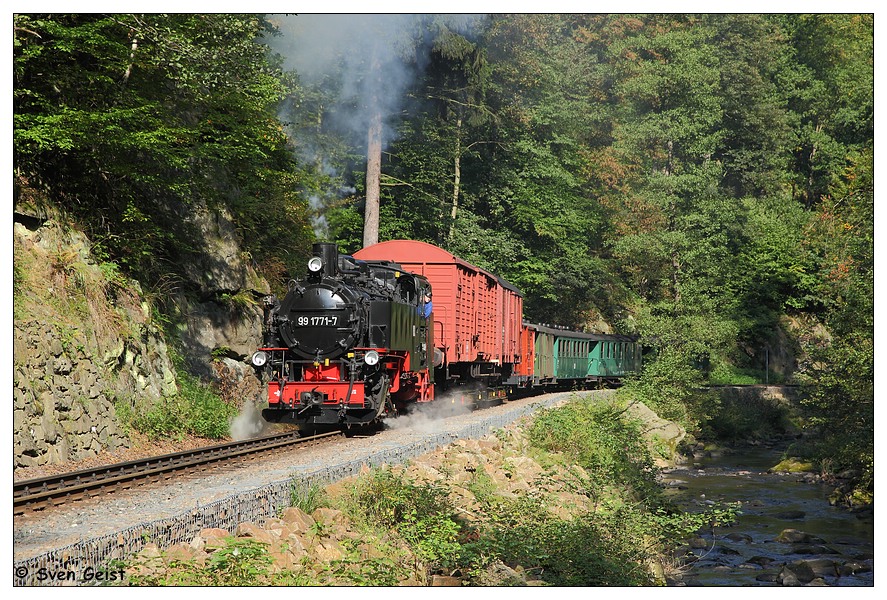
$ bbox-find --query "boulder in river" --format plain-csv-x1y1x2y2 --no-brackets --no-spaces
778,560,816,585
775,529,825,544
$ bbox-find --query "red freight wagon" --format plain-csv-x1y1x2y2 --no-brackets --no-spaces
353,240,524,387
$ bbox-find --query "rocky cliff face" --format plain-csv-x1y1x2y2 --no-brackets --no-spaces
13,202,270,470
170,204,269,385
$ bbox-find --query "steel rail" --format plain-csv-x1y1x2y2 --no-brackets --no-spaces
13,430,341,513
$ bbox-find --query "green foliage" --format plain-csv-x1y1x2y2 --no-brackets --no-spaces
317,542,408,586
779,14,873,207
619,350,719,433
288,479,327,514
127,536,408,586
351,467,463,570
647,502,740,541
528,396,662,502
475,498,659,586
14,13,312,286
707,363,774,386
800,332,873,492
126,537,281,586
707,393,794,442
114,370,236,440
204,538,274,585
795,146,873,496
345,446,669,585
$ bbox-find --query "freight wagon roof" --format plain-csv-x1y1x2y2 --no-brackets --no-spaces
354,240,523,296
524,322,638,342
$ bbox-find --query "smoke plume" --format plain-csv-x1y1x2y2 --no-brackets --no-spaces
265,14,482,237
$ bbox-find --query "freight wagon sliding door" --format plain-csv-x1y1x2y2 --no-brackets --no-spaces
500,284,522,365
456,266,474,361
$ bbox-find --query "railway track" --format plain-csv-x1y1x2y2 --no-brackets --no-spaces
13,429,342,515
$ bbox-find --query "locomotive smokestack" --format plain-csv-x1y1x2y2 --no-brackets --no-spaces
313,242,339,276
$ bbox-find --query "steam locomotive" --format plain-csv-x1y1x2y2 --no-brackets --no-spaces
253,240,640,430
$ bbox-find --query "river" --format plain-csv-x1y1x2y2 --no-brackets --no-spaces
661,444,874,586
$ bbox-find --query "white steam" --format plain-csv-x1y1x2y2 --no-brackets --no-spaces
308,194,329,238
229,401,268,441
383,387,484,434
268,14,422,146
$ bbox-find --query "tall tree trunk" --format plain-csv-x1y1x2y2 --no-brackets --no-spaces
363,109,382,248
447,117,463,243
363,48,382,249
672,251,681,307
123,37,138,83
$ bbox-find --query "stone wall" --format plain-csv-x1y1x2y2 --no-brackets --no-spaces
13,215,180,468
13,201,271,470
13,318,177,468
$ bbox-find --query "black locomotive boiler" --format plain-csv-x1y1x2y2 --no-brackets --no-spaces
252,243,435,429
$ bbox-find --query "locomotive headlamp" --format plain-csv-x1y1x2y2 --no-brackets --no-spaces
363,350,380,366
307,256,323,273
251,351,268,367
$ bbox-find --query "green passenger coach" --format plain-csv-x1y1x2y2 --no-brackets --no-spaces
522,323,641,387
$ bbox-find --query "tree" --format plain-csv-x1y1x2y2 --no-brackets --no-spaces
363,47,383,248
799,147,873,497
476,14,622,325
778,14,874,207
605,16,731,354
14,14,311,282
704,14,794,197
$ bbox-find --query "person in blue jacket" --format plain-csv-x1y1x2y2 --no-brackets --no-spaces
422,292,433,319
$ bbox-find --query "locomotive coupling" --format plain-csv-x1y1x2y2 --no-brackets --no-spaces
300,390,325,406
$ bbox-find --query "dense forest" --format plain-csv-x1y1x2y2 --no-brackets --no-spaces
13,14,873,497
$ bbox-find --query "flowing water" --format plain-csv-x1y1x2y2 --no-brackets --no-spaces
661,444,874,586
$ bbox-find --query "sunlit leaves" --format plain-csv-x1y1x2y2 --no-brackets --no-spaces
14,14,304,281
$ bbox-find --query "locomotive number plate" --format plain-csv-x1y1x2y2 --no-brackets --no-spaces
295,315,340,327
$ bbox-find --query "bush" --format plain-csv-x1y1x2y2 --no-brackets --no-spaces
619,349,720,432
471,494,659,586
350,467,464,570
114,370,236,440
707,392,794,441
288,479,327,514
527,396,663,503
